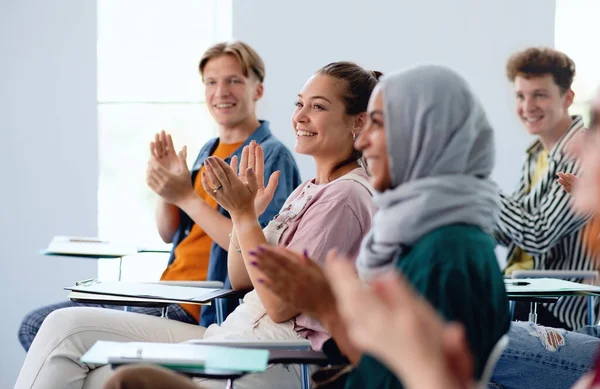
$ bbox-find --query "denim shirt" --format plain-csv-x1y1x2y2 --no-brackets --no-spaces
167,120,302,326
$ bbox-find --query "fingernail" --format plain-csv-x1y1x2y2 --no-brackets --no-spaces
249,250,257,256
258,279,264,283
250,261,257,266
303,249,309,258
257,246,266,252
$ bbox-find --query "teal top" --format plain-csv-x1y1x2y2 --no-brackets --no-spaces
345,224,510,389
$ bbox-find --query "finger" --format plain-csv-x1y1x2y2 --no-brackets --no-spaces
150,141,159,159
246,167,259,194
204,160,222,189
167,133,176,155
371,272,418,310
178,146,189,173
255,246,308,279
211,157,237,184
155,133,163,157
201,171,218,201
264,171,280,199
443,323,474,387
206,158,231,185
248,141,256,175
255,145,265,189
230,155,239,176
239,146,249,180
324,251,362,299
149,157,170,180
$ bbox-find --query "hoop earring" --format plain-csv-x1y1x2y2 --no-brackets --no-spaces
352,133,356,141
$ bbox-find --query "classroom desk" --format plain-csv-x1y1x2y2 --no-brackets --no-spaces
505,278,600,324
110,349,328,389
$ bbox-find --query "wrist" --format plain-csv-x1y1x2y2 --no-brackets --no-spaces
175,191,200,211
231,210,258,227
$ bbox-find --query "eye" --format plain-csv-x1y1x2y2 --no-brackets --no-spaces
516,93,524,101
206,80,217,86
313,104,325,111
534,92,547,98
294,101,303,108
231,79,242,84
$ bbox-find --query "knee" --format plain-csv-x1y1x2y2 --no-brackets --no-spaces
18,308,49,351
35,307,96,340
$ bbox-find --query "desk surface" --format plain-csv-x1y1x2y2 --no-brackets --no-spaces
505,278,600,297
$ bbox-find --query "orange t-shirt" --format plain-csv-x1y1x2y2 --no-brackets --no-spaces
160,141,242,322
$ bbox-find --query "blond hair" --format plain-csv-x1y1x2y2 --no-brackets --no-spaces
199,41,265,82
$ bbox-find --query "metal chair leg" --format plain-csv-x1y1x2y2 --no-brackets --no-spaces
215,298,225,325
301,364,310,389
528,302,538,324
588,296,595,325
161,306,169,318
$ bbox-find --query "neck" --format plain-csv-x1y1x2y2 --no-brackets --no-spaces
218,115,261,144
313,157,360,185
539,115,573,151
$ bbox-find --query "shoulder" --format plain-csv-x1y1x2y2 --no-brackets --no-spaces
319,172,373,205
412,224,495,256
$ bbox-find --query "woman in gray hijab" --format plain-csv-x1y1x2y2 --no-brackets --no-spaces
250,65,510,388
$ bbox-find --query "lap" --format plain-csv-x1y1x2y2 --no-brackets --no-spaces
40,306,206,346
490,321,598,389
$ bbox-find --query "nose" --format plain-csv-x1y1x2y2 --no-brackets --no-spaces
292,105,309,125
215,81,231,98
522,97,536,113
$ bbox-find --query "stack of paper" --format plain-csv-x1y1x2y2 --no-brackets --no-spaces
42,236,171,258
65,280,232,304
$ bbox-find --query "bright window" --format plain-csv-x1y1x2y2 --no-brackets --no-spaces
556,0,600,125
97,0,231,280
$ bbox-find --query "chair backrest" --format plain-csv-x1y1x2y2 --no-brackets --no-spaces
478,334,509,389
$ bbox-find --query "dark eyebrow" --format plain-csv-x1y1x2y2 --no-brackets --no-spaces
296,94,332,104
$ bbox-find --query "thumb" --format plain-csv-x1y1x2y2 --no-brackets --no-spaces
246,167,259,193
264,171,280,197
178,146,189,172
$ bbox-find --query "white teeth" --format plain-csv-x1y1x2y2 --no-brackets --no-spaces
215,103,234,108
525,117,543,122
297,130,317,137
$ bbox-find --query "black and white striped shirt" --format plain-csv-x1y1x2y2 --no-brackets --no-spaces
495,116,595,329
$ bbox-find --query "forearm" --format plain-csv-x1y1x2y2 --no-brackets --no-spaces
233,212,299,322
155,199,180,243
498,191,588,254
176,193,233,250
227,228,253,290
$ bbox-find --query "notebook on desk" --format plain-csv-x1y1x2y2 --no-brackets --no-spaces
82,341,269,373
42,236,172,258
65,280,234,304
504,278,600,295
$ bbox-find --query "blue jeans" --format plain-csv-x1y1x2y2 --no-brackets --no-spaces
489,321,599,389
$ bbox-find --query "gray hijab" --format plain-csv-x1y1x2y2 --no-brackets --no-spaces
356,65,500,280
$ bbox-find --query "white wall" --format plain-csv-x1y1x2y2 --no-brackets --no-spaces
0,0,98,386
233,0,556,193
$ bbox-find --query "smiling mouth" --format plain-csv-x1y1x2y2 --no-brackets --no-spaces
523,116,544,123
296,130,317,137
214,103,236,109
